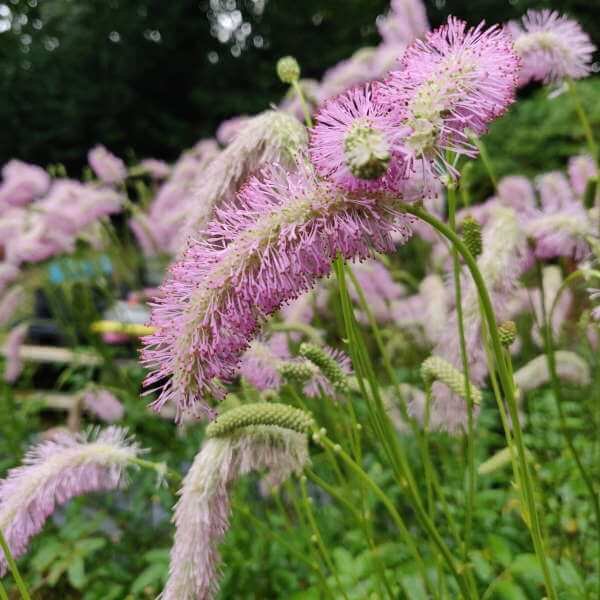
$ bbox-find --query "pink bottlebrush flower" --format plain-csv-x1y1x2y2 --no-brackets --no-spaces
300,346,352,398
139,159,171,180
129,215,159,257
0,427,140,574
0,160,50,211
525,203,591,261
377,17,519,181
141,162,413,419
82,389,125,423
88,145,127,185
349,259,405,323
310,83,409,192
377,0,430,46
508,10,595,85
182,111,308,243
568,154,597,196
239,334,290,391
216,115,251,146
497,175,538,216
514,351,590,392
0,286,25,327
318,48,378,103
536,172,575,212
162,426,308,600
3,323,28,383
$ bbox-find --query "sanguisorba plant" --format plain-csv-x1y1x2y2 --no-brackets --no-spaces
1,6,598,600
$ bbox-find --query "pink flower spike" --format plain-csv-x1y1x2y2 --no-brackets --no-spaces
310,83,409,192
82,389,125,423
141,161,413,420
0,427,140,574
377,17,519,181
88,145,127,185
508,10,596,85
3,323,28,383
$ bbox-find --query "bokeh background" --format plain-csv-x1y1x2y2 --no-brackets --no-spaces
2,0,599,175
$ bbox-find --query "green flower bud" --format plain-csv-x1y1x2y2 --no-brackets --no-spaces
276,56,300,84
462,215,483,258
421,356,482,405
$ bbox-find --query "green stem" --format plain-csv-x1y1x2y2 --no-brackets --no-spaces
447,185,477,569
0,527,31,600
568,79,598,161
536,261,600,598
0,580,8,600
292,80,313,128
404,204,558,600
470,135,497,189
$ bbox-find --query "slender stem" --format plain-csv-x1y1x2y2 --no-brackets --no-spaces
0,527,31,600
292,80,313,128
0,579,8,600
536,261,600,597
470,135,497,189
568,79,598,162
447,185,477,567
404,204,558,600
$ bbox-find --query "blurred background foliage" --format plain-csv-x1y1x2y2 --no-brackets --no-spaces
1,0,599,175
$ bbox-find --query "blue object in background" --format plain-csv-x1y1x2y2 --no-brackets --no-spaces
48,255,113,284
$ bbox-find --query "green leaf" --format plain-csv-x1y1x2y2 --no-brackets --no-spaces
75,537,107,555
68,555,86,590
30,540,64,572
130,562,168,595
486,534,513,568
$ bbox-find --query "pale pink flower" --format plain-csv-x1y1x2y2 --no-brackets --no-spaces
508,10,595,85
140,159,171,180
162,426,308,600
215,115,251,146
82,389,125,423
141,162,413,419
377,17,519,181
0,160,50,211
568,154,597,196
239,334,290,391
0,263,20,295
377,0,429,46
88,145,127,184
3,323,28,383
0,427,140,574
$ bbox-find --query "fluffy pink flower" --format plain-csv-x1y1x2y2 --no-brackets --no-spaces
0,427,139,574
216,115,251,146
508,10,595,85
0,160,50,211
377,17,519,180
568,154,597,196
82,389,125,423
3,323,27,383
310,83,408,192
239,334,290,391
162,426,308,600
140,159,171,180
141,162,413,419
88,145,127,184
0,286,24,327
0,263,20,295
377,0,429,46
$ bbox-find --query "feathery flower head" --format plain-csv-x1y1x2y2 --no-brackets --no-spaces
0,286,25,327
514,351,590,392
377,0,430,46
508,10,595,85
238,334,290,391
82,388,125,423
3,323,28,383
0,160,50,210
161,425,309,600
0,427,140,574
139,158,171,180
377,17,519,180
310,83,406,191
568,154,597,197
142,161,412,419
87,145,127,185
215,115,251,146
182,110,308,241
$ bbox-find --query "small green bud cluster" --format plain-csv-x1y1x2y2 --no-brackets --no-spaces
299,343,350,393
278,360,319,383
498,320,517,347
206,402,314,438
462,215,483,258
276,56,300,84
421,356,482,405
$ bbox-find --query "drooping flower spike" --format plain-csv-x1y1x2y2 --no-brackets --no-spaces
508,10,596,85
377,17,519,180
0,427,140,574
141,161,413,419
161,404,312,600
310,83,409,192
